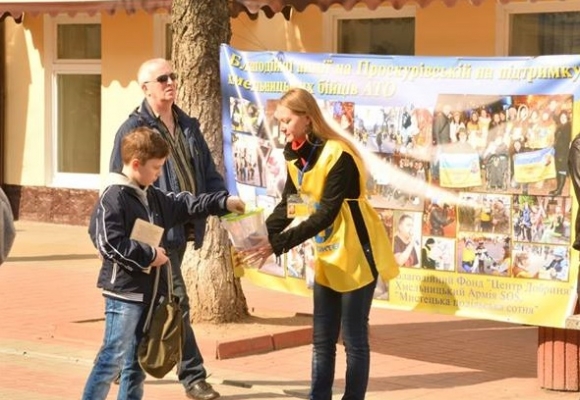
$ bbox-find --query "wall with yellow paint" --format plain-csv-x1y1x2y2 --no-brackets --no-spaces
231,2,499,56
3,11,155,188
4,15,46,186
101,11,155,184
232,4,324,53
416,1,497,56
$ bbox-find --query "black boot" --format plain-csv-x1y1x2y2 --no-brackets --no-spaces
549,174,566,196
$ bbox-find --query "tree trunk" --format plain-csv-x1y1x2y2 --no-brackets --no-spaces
171,0,248,322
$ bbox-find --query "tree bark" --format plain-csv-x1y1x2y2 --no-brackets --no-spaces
171,0,248,322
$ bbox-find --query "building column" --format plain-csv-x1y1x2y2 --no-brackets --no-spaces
538,309,580,391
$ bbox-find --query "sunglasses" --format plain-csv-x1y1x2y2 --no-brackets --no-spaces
145,72,178,84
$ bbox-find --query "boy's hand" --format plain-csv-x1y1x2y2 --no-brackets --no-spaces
151,246,168,267
226,196,246,214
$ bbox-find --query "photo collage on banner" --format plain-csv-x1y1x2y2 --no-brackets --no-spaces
220,45,579,327
431,94,572,282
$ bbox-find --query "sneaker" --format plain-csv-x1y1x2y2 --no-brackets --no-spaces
186,380,220,400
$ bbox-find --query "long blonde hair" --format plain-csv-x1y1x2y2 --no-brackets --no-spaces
278,87,364,162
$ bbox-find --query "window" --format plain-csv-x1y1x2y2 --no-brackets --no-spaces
498,0,580,56
323,6,415,55
45,15,101,188
154,13,172,60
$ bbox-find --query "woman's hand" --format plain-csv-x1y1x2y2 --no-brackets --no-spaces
226,196,246,214
239,235,274,268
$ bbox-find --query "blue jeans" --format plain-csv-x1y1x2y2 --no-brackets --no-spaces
310,245,378,400
170,245,208,389
82,297,147,400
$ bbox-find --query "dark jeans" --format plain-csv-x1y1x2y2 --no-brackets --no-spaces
310,245,378,400
169,245,207,389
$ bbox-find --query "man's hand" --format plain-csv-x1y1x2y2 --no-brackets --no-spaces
226,196,246,214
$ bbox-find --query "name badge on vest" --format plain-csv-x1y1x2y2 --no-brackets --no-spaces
287,194,310,218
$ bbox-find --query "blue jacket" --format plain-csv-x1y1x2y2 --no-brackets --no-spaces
89,173,231,303
109,100,227,249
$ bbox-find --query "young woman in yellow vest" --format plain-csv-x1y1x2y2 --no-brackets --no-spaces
242,87,399,400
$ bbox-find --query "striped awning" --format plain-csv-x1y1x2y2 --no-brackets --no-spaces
230,0,514,17
0,0,540,22
0,0,171,22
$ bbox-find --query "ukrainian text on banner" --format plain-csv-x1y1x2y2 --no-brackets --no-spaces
219,44,579,328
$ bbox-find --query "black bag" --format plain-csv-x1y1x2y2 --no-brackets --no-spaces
137,263,184,379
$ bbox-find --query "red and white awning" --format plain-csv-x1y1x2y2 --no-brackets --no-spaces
0,1,172,22
0,0,554,22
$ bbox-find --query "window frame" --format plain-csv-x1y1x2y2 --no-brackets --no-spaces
153,13,171,60
322,5,416,53
496,0,580,56
43,13,101,189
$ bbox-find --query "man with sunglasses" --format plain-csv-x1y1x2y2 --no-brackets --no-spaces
109,58,224,400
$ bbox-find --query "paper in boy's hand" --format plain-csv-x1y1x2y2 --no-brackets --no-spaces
130,218,164,247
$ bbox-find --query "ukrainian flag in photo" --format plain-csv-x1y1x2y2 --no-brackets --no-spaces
513,147,556,183
439,152,482,188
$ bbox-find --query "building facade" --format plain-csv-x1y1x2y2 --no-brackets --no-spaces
1,0,578,224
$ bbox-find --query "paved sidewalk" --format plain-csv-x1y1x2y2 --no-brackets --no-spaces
0,221,578,399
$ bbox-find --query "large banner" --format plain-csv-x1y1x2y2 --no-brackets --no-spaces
219,44,579,328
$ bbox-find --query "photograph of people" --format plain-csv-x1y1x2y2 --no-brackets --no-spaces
489,240,511,276
460,238,477,273
550,110,571,195
511,243,567,280
424,198,455,237
457,235,510,276
430,93,572,196
230,97,246,132
421,237,455,271
365,153,425,211
513,200,533,242
512,251,538,279
232,133,264,187
512,195,571,245
265,148,286,199
539,246,569,281
457,194,478,232
540,200,571,245
393,212,421,268
490,195,511,235
421,238,437,269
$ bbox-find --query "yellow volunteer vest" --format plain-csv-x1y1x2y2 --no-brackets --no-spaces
288,140,399,292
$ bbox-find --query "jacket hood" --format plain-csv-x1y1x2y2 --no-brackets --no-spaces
101,172,149,206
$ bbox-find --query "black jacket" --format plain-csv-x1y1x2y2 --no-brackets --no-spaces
89,173,230,303
109,100,227,249
266,139,370,255
568,134,580,250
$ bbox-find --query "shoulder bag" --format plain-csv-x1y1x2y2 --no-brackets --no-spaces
137,261,184,378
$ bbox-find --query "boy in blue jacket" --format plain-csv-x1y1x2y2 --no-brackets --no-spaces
82,127,244,400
